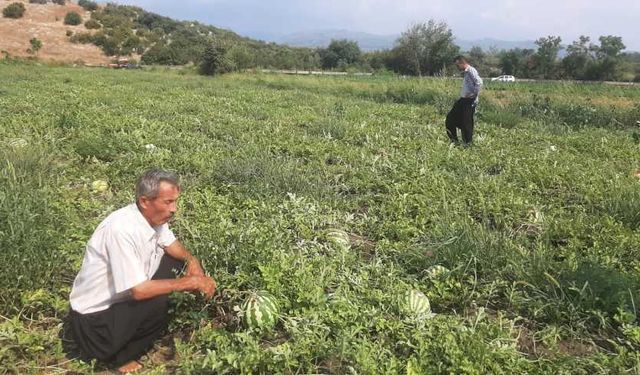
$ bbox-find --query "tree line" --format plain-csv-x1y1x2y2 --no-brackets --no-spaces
51,2,639,81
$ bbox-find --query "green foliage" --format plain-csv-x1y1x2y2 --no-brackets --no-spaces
27,38,43,56
389,20,460,76
51,0,65,5
2,64,640,373
199,44,233,75
78,0,98,11
533,35,563,79
319,39,362,70
2,2,26,19
84,19,101,29
63,11,82,26
29,0,48,4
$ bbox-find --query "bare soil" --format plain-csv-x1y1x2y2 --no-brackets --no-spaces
0,0,110,65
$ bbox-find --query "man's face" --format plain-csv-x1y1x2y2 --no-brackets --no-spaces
139,181,180,227
455,60,467,72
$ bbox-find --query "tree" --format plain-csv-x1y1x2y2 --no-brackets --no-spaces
199,44,232,76
3,2,26,19
27,38,42,56
391,20,459,76
319,39,361,70
534,36,562,78
78,0,98,11
595,35,625,60
588,35,626,81
499,48,535,77
84,19,101,29
226,45,254,70
562,35,593,79
64,12,82,26
469,46,486,66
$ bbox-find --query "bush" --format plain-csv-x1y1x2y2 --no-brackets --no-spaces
64,11,82,26
2,2,26,19
52,0,65,5
66,29,73,37
29,0,48,4
84,19,101,29
78,0,98,11
199,44,233,76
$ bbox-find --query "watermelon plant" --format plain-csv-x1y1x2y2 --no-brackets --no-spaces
1,62,640,373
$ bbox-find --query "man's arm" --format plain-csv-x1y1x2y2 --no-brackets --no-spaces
130,275,215,301
130,240,216,301
163,240,205,277
470,68,483,96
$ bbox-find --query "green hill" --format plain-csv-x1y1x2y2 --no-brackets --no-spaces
71,2,320,68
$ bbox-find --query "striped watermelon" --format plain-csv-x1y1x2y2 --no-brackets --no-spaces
8,138,28,148
326,228,350,250
405,289,432,317
242,291,279,330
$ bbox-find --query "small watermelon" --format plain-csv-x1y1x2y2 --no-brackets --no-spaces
425,265,449,278
8,138,28,148
91,180,109,193
405,289,432,317
242,291,279,330
326,228,350,250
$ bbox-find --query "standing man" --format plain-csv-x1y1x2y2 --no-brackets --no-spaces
69,169,216,373
446,55,483,145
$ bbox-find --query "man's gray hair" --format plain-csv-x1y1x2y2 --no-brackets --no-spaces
135,169,180,201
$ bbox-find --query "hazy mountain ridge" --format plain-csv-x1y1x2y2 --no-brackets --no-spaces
246,29,539,52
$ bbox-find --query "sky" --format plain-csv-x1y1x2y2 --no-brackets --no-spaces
108,0,640,51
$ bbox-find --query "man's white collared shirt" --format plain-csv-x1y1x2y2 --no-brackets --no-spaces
70,203,176,314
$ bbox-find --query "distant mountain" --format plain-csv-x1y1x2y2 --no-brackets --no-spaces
248,29,538,53
274,30,397,52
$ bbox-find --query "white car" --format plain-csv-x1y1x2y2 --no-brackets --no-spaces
491,75,516,82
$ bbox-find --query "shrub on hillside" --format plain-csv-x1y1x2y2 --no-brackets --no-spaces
78,0,98,11
84,19,101,29
3,2,26,19
64,11,82,25
199,44,233,76
29,0,48,4
52,0,65,5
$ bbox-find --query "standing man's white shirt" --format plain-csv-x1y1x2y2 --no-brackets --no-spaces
70,203,176,314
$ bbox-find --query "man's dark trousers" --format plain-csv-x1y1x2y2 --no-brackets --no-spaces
70,255,184,367
446,97,476,144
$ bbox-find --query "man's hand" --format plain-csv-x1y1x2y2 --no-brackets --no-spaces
185,256,205,277
187,275,216,299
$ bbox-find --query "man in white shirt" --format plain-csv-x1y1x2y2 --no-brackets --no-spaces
69,169,216,373
445,55,483,145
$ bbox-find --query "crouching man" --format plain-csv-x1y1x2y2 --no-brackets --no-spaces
69,169,216,373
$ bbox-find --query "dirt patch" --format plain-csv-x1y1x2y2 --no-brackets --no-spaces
589,96,637,109
516,326,597,358
0,0,109,64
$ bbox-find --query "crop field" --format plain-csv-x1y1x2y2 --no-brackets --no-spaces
1,61,640,374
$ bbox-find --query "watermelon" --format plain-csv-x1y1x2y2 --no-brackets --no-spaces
8,138,28,148
326,228,350,250
405,289,432,318
91,180,109,193
425,265,449,278
242,291,279,330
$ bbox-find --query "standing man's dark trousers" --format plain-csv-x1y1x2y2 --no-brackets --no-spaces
70,255,184,367
446,97,476,144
